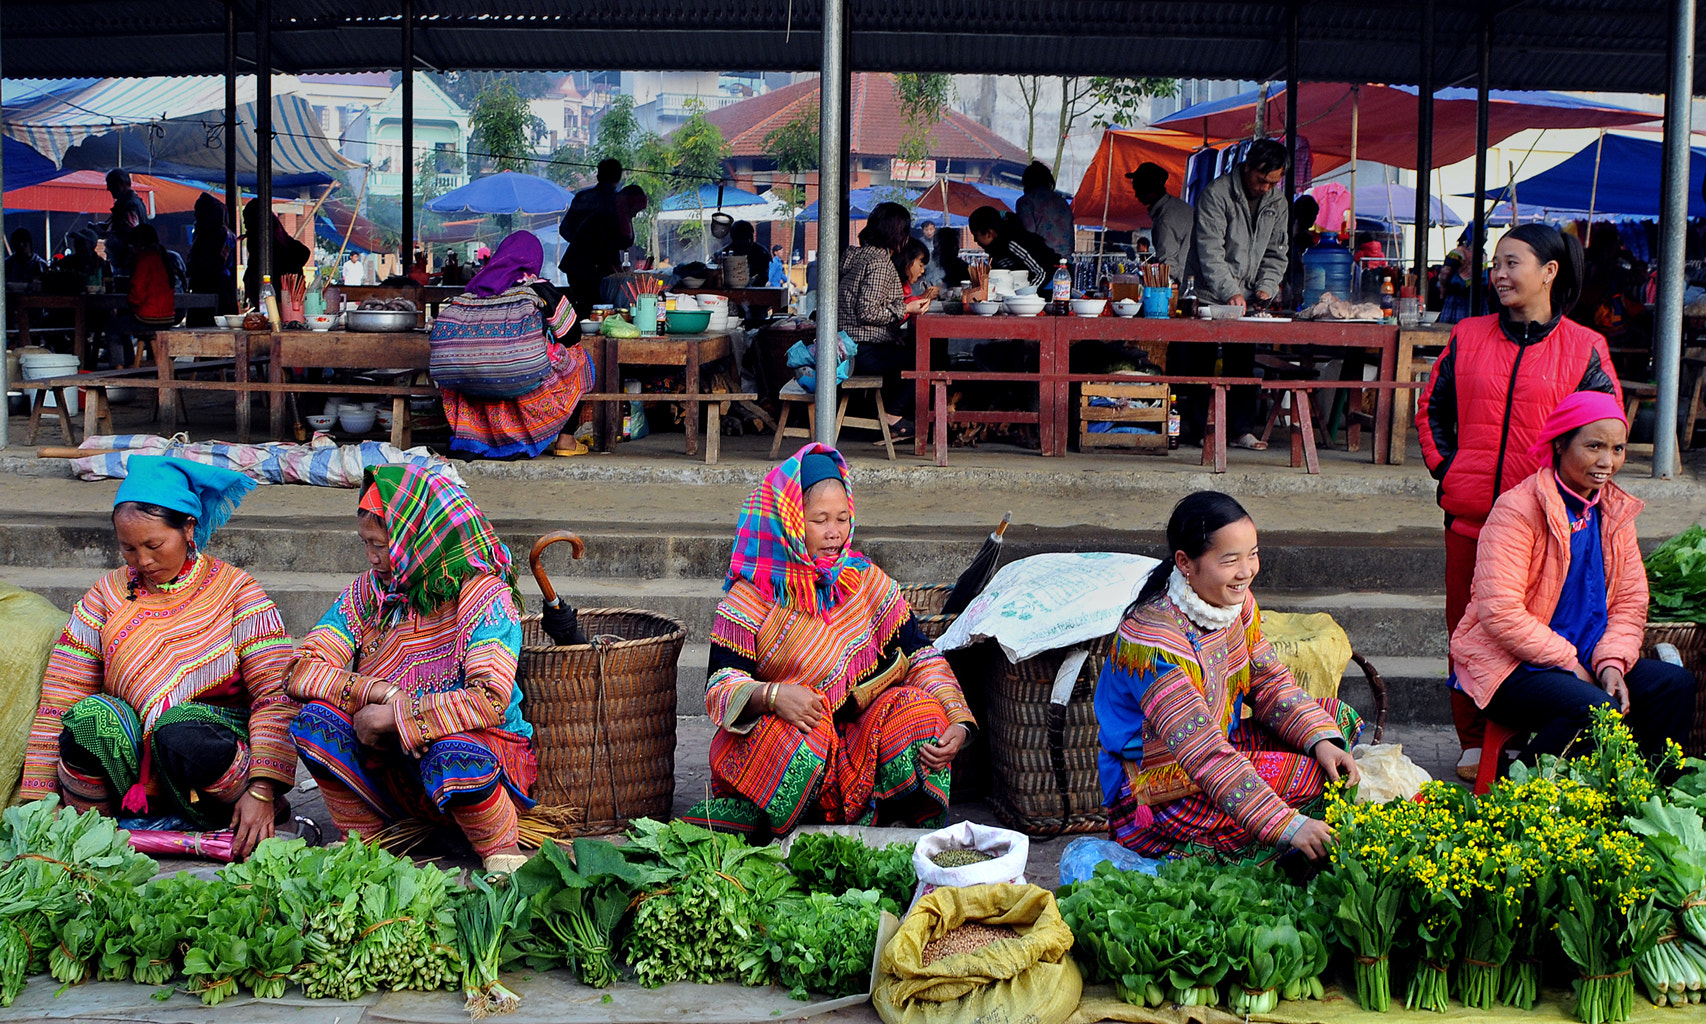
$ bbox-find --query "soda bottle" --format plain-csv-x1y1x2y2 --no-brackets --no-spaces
1178,276,1199,319
1379,277,1396,322
1167,397,1181,450
1051,259,1072,314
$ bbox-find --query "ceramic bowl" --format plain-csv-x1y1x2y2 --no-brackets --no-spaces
214,314,245,329
376,409,394,430
306,314,337,332
970,300,1002,316
307,414,336,431
666,310,713,334
339,409,377,433
580,319,602,334
1111,298,1142,318
1013,284,1039,297
1070,298,1107,317
1004,295,1047,316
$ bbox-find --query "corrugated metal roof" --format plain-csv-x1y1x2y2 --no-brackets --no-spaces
3,1,1702,94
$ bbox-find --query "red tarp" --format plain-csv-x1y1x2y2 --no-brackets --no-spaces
320,199,389,254
915,179,1012,218
3,169,205,215
1068,131,1327,232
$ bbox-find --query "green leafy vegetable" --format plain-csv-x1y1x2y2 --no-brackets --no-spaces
1645,525,1706,623
514,838,665,988
759,889,886,1000
784,833,915,908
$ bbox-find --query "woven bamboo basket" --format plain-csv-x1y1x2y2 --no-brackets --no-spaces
985,633,1117,836
899,583,955,641
1643,620,1706,754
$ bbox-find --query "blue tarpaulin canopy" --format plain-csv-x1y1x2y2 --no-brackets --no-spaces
1468,133,1706,221
2,137,58,192
424,171,569,215
661,183,768,212
796,186,922,223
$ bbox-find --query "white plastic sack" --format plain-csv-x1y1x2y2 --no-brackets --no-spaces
934,553,1159,664
1352,743,1432,804
911,821,1028,906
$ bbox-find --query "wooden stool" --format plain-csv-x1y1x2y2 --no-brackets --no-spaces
1259,387,1324,472
769,375,896,460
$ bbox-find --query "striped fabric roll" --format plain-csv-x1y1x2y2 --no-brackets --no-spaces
430,287,553,398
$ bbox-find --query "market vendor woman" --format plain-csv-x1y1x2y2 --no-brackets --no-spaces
1096,492,1362,860
286,465,537,875
684,444,976,840
22,457,296,861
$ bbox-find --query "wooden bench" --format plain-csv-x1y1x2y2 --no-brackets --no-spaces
578,391,757,464
23,365,167,445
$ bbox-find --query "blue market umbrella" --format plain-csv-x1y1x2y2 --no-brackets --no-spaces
661,183,768,212
424,171,570,216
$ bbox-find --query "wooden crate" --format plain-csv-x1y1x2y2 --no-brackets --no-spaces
1079,380,1169,453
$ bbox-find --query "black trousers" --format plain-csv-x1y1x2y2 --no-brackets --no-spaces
1483,657,1695,762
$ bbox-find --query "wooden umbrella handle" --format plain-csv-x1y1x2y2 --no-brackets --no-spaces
529,531,585,605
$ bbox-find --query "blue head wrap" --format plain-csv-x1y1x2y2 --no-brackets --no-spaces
113,456,256,549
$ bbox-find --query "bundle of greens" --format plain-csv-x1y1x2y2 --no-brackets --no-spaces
1644,525,1706,623
1317,788,1417,1013
1626,799,1706,1004
122,873,213,987
759,888,887,1000
784,833,916,909
456,874,527,1019
514,838,665,988
619,818,796,988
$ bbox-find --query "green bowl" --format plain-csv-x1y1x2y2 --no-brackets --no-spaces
665,310,713,334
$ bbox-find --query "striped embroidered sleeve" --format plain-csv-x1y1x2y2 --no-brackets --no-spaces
1244,602,1342,754
23,580,112,801
897,617,974,727
1143,661,1301,846
705,584,768,732
231,573,299,787
395,581,520,751
285,582,375,711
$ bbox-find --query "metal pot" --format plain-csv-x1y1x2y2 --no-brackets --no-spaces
344,309,417,332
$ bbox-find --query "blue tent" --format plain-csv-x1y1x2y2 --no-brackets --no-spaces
661,183,768,212
796,186,922,222
3,137,59,192
1468,134,1706,221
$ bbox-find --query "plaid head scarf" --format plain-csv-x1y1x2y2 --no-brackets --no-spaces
724,443,869,619
361,464,518,621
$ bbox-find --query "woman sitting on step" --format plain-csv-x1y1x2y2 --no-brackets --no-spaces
1096,491,1363,862
22,457,296,861
684,444,976,841
285,465,537,874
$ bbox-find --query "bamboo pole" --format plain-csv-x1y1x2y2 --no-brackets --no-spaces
1584,129,1606,251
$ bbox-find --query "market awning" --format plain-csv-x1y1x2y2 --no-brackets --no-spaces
318,198,389,254
660,183,769,213
1470,133,1706,221
1151,84,1659,169
1070,130,1239,233
2,137,59,192
796,186,920,223
2,169,181,215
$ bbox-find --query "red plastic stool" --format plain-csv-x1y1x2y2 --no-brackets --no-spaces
1474,721,1521,794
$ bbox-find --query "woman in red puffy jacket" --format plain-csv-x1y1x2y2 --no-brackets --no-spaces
1416,223,1621,779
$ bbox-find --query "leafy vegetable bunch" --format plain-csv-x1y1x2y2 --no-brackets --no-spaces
758,888,889,1000
1626,795,1706,1006
514,838,665,988
1643,524,1706,623
784,833,916,909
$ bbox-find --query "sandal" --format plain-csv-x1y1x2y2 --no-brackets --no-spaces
878,418,915,444
1230,432,1269,451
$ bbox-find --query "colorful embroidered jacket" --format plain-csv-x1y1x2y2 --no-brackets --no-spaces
1094,592,1341,846
23,555,296,800
705,563,973,733
286,573,530,752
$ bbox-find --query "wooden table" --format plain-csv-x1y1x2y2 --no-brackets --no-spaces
676,286,789,315
12,292,219,367
1392,324,1452,466
588,331,735,456
334,284,460,315
912,314,1059,455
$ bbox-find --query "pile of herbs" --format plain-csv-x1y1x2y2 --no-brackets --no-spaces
514,838,664,989
784,833,916,909
758,888,889,1000
1644,524,1706,623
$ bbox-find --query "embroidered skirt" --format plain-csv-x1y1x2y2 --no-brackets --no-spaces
443,341,595,458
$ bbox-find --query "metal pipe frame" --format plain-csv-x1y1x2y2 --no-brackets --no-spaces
401,0,415,274
225,1,238,236
1652,0,1695,478
1413,0,1435,288
1283,2,1299,202
1469,11,1490,316
255,0,272,297
815,0,846,443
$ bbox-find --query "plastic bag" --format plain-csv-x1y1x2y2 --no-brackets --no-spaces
911,822,1028,906
873,883,1081,1024
1055,836,1162,887
1352,743,1432,803
934,552,1159,663
786,330,857,391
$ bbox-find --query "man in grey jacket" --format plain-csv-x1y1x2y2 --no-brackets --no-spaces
1127,162,1192,273
1173,139,1291,448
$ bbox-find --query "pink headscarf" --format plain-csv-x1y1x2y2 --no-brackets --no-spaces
1525,390,1628,461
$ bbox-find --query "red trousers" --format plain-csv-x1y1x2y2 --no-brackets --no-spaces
1445,528,1488,749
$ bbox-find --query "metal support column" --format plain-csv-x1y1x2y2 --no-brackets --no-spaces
255,0,272,297
1283,3,1299,200
401,0,415,273
1412,0,1435,286
1469,14,1490,315
225,1,238,236
1653,0,1695,478
1,9,8,451
815,0,847,441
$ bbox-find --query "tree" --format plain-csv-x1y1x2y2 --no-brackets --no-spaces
763,104,819,262
467,82,547,175
1089,77,1179,131
1054,77,1101,174
437,71,556,111
1014,76,1045,160
589,94,642,176
893,73,953,169
669,101,730,260
413,147,465,241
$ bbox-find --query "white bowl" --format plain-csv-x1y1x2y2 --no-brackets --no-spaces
1004,296,1046,316
376,409,394,430
1421,311,1441,324
214,314,244,329
970,300,1002,317
1070,298,1107,317
306,314,337,332
580,319,602,334
307,414,335,431
1013,284,1039,297
338,409,377,433
1112,299,1141,318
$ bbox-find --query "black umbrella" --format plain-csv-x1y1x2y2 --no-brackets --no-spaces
941,512,1012,617
529,531,588,646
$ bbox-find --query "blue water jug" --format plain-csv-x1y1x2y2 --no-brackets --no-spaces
1301,238,1354,309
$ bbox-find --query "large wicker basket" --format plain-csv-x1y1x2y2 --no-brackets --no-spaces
1643,620,1706,754
985,634,1118,837
900,583,956,640
521,608,686,834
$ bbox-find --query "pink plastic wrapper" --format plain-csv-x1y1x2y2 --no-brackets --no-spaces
126,829,235,862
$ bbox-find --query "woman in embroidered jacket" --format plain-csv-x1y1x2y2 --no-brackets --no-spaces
286,465,536,874
684,444,976,840
23,457,295,861
1096,491,1362,860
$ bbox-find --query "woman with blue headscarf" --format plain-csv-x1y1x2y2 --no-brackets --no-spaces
682,444,976,840
22,458,295,860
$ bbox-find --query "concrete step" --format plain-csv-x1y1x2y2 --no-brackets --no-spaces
0,515,1449,594
1262,591,1447,659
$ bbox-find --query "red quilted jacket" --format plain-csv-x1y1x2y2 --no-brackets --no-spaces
1417,312,1620,539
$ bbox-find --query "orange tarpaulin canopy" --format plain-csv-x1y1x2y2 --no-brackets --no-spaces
2,169,207,215
1071,129,1348,232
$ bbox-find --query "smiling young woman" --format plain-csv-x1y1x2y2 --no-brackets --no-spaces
1416,222,1624,780
1094,491,1363,863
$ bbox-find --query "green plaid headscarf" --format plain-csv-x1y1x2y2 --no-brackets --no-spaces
362,465,519,620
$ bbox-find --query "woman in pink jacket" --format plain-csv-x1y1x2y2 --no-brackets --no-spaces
1450,391,1693,761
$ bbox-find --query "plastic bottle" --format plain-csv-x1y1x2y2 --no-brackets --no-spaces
1167,398,1181,450
1379,277,1397,322
1178,277,1199,319
1052,259,1072,314
258,275,282,331
1300,238,1353,309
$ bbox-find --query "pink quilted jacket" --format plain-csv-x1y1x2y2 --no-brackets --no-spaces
1449,467,1648,709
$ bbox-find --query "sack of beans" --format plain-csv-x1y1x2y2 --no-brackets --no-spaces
873,882,1081,1024
910,821,1027,906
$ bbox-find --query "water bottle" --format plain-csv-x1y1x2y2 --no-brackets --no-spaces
1300,238,1353,309
258,275,282,331
1052,260,1072,314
